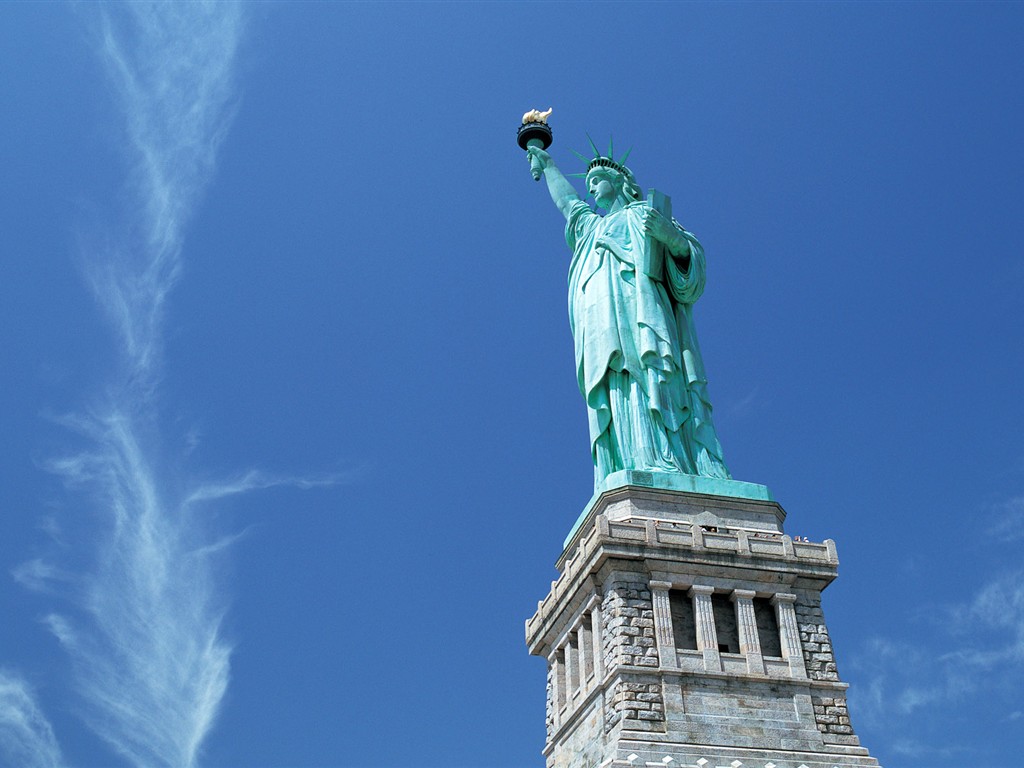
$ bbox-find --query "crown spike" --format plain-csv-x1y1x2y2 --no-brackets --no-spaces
608,135,614,160
586,132,601,158
618,146,633,166
566,172,588,178
570,148,590,164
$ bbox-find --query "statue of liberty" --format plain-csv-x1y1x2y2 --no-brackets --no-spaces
526,139,731,490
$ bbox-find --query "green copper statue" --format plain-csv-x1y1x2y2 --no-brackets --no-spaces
525,129,731,490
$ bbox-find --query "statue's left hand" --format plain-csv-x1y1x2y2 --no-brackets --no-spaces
643,208,680,245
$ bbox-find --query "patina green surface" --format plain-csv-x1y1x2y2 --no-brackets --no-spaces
527,140,731,491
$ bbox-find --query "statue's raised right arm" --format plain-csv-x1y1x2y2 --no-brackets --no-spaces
526,146,579,220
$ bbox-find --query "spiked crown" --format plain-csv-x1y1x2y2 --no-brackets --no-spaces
568,134,634,181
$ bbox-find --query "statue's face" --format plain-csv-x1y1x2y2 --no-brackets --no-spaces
587,170,619,210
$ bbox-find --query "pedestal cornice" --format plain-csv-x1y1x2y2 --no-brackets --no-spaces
528,490,838,656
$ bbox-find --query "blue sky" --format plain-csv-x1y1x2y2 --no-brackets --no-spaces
1,2,1023,767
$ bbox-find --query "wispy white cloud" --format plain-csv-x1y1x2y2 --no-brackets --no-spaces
43,410,235,767
186,468,358,505
988,495,1024,542
0,671,62,768
12,5,347,766
851,555,1024,759
12,558,71,596
26,3,245,766
727,386,760,419
856,569,1024,701
888,738,966,760
87,2,244,391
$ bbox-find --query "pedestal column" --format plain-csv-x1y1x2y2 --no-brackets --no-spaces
579,616,594,691
689,584,720,671
549,648,565,728
731,589,765,675
650,580,678,669
589,598,604,682
566,632,579,699
771,593,807,679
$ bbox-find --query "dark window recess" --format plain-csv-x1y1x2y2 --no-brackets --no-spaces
711,593,740,654
669,590,697,650
581,615,595,679
754,597,782,657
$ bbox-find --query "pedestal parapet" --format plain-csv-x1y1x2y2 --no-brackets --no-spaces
526,478,880,768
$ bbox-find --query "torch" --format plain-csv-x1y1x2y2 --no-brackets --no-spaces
518,108,554,181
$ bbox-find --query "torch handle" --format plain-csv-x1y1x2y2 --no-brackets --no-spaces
527,137,544,181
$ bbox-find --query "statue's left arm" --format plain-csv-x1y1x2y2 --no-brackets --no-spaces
643,207,692,271
644,207,706,304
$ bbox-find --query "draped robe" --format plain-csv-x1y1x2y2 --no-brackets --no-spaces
565,199,731,488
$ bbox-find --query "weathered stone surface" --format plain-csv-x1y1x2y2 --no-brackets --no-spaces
527,487,880,768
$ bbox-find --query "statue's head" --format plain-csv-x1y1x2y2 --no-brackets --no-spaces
585,157,641,211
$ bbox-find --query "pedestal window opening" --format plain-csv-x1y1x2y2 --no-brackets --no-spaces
567,632,580,693
753,597,783,657
711,593,740,654
669,589,697,650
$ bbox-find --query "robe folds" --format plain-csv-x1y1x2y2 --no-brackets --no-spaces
565,199,731,488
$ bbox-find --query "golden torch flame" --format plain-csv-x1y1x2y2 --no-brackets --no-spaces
522,107,553,125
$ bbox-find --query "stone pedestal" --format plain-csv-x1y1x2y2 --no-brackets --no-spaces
526,476,881,768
